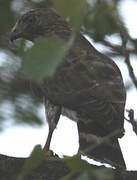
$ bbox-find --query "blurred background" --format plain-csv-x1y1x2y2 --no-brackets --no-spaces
0,0,137,170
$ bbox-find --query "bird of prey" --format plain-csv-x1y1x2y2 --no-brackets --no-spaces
10,8,126,169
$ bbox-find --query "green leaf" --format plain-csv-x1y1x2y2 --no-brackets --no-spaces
83,1,121,41
18,145,45,180
22,35,74,83
54,0,88,30
93,168,114,180
76,173,91,180
59,172,75,180
64,155,91,173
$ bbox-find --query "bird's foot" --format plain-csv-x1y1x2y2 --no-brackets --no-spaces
43,149,59,157
44,149,54,156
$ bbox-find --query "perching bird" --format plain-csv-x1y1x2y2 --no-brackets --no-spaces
10,8,126,169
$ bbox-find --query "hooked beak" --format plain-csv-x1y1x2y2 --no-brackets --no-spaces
10,31,23,42
10,23,22,42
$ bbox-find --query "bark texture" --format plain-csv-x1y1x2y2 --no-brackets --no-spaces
0,154,136,180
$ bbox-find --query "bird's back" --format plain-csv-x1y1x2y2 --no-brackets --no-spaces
42,33,126,138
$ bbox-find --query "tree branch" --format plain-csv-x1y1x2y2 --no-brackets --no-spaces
0,153,137,180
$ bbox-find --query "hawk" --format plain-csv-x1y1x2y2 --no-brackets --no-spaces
10,8,126,169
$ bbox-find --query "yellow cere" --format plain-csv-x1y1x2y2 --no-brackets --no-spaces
11,22,18,32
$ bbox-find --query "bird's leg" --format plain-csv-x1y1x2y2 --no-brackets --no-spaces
43,98,61,155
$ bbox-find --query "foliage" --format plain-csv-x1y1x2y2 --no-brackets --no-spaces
54,0,88,30
18,147,114,180
18,145,45,180
22,35,74,83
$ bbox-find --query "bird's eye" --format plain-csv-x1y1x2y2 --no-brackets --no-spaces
28,16,35,23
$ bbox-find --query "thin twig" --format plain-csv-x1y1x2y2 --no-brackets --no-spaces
126,109,137,136
120,31,137,89
83,29,137,89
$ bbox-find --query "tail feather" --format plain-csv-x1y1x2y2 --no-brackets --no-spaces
78,121,126,169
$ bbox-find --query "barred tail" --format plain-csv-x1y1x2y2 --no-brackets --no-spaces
78,120,126,169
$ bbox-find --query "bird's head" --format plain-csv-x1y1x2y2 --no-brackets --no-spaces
10,8,66,42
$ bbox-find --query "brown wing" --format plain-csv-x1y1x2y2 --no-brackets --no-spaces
42,33,126,137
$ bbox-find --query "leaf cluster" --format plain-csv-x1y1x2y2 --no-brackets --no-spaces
18,145,114,180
